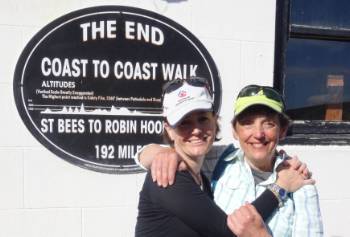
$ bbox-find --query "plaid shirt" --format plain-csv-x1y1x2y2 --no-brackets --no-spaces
211,147,324,237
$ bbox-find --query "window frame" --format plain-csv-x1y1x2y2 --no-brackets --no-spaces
273,0,350,145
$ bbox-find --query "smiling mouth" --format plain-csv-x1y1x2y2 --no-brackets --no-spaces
250,142,268,148
189,139,206,145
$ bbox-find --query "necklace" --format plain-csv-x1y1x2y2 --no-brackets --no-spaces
190,171,203,190
180,159,203,190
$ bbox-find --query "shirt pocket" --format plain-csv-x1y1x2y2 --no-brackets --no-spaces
214,177,248,213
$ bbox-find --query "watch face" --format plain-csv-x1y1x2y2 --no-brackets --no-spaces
278,188,287,199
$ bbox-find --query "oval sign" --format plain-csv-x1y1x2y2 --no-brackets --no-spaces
13,6,221,173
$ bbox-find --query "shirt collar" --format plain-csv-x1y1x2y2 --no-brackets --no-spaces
223,148,244,162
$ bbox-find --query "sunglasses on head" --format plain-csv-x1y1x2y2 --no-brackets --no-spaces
162,76,212,96
237,85,285,106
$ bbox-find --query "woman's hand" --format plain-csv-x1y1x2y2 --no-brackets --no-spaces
227,203,271,237
150,147,187,187
276,151,315,192
279,150,312,179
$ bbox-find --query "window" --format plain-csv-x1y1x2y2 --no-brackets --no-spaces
274,0,350,145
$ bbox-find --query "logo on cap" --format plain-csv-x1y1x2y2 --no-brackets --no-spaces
178,90,187,97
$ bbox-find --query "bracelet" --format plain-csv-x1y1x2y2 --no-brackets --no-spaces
267,183,288,207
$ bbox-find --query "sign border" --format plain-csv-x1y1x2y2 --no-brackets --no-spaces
13,5,221,174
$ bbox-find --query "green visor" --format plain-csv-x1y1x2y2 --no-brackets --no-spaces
234,86,287,119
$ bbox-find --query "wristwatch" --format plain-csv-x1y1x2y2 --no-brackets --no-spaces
267,183,288,206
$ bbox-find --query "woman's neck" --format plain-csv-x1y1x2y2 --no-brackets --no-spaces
184,162,203,188
244,154,276,172
174,145,204,176
181,155,204,177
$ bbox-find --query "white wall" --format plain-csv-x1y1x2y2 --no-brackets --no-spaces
0,0,348,236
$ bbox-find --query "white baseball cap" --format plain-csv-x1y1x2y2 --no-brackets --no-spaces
163,81,213,127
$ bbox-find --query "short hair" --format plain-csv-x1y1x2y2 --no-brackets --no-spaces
232,105,290,129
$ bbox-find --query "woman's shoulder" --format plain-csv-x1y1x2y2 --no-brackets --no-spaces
143,170,194,189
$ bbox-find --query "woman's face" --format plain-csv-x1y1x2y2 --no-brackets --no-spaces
165,111,217,160
233,112,286,170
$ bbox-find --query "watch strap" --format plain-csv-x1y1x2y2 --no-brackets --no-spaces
267,183,288,207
